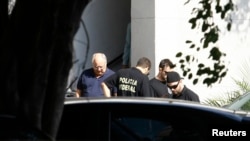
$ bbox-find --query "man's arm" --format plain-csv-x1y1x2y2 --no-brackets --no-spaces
141,77,152,97
76,89,81,98
188,88,200,103
111,87,118,97
101,82,111,97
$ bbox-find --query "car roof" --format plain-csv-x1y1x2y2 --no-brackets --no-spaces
64,97,250,117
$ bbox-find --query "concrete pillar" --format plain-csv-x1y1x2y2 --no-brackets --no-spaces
131,0,155,78
131,0,195,77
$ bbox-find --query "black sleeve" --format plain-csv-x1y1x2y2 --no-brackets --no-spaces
141,76,152,97
189,90,200,102
191,94,200,102
103,73,118,88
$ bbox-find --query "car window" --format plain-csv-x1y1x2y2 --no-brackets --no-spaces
226,92,250,111
241,100,250,111
111,117,171,141
110,109,204,141
57,104,110,140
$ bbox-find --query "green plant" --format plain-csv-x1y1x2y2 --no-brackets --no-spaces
203,79,250,107
203,58,250,107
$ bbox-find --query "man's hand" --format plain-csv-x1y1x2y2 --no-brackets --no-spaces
101,82,111,97
76,89,81,98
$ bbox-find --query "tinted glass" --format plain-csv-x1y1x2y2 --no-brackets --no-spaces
226,92,250,111
111,117,173,141
57,104,110,140
241,100,250,111
109,104,205,141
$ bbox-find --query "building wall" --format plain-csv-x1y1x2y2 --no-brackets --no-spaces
132,0,250,101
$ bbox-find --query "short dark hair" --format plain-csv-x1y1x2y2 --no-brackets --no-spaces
159,59,176,69
136,57,151,70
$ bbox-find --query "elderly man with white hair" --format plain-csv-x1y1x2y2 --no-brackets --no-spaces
76,53,117,97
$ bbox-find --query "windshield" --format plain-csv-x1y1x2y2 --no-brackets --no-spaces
226,92,250,111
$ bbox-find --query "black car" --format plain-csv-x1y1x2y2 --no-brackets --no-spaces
57,97,250,141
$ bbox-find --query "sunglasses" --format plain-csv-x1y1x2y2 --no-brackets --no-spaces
168,81,180,89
